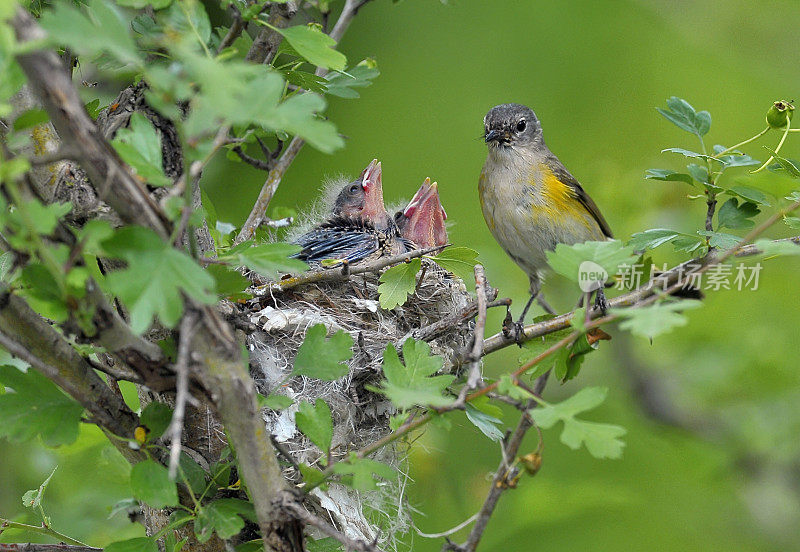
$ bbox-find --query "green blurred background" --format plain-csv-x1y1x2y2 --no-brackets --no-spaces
3,0,800,550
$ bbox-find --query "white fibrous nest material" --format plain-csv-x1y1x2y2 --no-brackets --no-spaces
241,265,473,548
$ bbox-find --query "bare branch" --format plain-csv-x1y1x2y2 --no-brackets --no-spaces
168,311,199,479
232,144,273,171
735,235,800,256
454,265,489,405
329,0,373,42
216,6,245,55
448,407,536,552
0,544,101,552
246,2,297,64
280,495,385,552
235,136,304,244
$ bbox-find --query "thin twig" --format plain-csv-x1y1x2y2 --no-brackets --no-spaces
411,292,504,344
451,401,538,552
416,513,480,539
254,244,447,292
282,497,385,552
458,265,488,402
167,311,199,479
216,6,245,54
704,190,717,232
232,145,272,171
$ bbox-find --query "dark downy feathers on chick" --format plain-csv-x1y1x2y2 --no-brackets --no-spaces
293,159,410,265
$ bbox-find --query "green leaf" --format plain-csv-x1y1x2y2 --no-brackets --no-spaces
725,185,770,206
661,148,721,162
195,499,254,542
105,538,159,552
377,258,421,309
0,366,83,446
782,216,800,230
518,316,572,378
39,0,142,69
553,332,595,382
712,145,760,168
117,0,172,9
130,459,178,508
228,242,308,280
324,62,379,99
686,163,709,185
257,393,294,410
530,387,626,459
161,0,211,48
298,463,327,489
751,239,800,257
644,169,693,185
545,240,635,287
697,230,741,249
656,96,710,137
111,113,170,187
292,324,353,380
626,229,681,251
332,453,396,491
763,147,800,179
178,452,207,496
101,226,216,333
139,401,173,440
717,197,759,230
13,108,49,131
272,24,347,71
464,404,503,442
374,340,454,409
22,466,57,516
206,264,251,299
306,537,343,552
428,247,479,283
614,300,702,340
295,399,333,453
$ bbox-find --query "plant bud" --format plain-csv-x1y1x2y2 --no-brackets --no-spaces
766,100,794,129
519,451,542,476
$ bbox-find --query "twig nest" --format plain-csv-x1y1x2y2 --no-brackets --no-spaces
240,262,473,546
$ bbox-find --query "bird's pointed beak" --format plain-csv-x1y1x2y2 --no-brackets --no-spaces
484,129,501,143
401,178,448,248
359,159,388,227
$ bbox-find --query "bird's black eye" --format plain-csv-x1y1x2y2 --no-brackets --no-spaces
349,184,360,193
516,119,527,132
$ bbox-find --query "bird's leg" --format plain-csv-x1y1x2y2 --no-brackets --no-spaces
536,294,557,316
502,293,537,344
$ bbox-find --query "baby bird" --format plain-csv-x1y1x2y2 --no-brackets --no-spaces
395,178,448,249
293,159,406,265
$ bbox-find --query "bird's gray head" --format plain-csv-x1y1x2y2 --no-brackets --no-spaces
483,103,542,150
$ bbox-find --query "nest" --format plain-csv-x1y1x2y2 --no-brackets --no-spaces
239,264,474,547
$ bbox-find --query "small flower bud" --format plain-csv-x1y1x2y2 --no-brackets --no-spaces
766,100,794,129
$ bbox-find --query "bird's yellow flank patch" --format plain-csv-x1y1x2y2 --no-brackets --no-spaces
533,165,593,229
